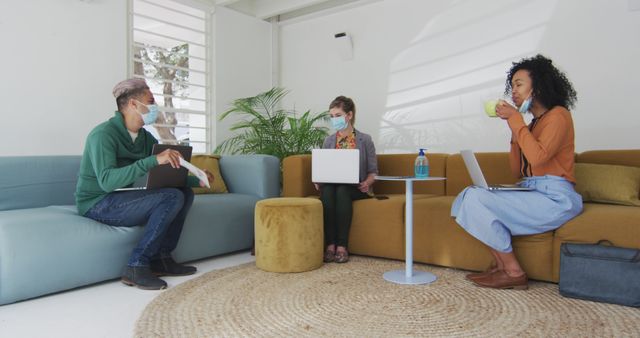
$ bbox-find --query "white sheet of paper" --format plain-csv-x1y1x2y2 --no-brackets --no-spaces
179,158,210,188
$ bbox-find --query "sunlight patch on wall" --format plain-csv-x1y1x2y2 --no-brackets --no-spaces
380,0,558,154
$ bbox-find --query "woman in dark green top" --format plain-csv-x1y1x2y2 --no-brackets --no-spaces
76,78,213,290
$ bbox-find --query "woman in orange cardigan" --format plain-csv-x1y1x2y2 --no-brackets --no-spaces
451,55,583,289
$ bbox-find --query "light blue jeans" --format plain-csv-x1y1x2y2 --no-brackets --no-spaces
85,187,194,267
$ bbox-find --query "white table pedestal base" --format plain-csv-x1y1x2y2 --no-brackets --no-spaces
383,270,437,285
374,176,446,286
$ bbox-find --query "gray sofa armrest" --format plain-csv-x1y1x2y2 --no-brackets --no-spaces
219,155,280,199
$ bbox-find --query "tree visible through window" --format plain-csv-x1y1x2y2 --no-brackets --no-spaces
130,0,210,153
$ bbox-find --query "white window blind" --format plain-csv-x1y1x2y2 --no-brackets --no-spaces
129,0,211,153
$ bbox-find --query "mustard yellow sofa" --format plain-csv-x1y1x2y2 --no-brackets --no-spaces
282,150,640,282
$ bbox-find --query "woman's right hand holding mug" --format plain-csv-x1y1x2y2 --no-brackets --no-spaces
495,100,519,120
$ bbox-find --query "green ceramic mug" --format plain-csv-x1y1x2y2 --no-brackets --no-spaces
484,99,498,117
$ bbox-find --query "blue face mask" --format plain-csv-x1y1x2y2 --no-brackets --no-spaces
518,95,532,114
330,115,348,130
136,101,159,125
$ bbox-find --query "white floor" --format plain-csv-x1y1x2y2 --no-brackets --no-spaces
0,251,254,338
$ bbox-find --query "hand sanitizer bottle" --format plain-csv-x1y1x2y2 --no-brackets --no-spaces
414,148,429,178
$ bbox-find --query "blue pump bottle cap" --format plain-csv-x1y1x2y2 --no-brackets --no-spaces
418,148,426,156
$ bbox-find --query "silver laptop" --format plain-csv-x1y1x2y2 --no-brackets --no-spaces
115,144,192,191
460,150,532,191
312,149,360,184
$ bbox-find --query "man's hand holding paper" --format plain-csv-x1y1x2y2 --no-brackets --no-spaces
179,158,213,188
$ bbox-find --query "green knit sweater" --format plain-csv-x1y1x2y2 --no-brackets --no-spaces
75,111,160,215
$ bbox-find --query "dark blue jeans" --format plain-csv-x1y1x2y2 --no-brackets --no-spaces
85,187,194,267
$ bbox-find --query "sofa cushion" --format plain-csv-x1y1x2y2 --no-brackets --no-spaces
0,206,144,305
0,156,81,211
173,193,260,262
574,163,640,206
190,155,229,194
349,194,436,260
576,149,640,168
554,203,640,247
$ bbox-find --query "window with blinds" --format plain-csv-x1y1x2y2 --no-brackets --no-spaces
129,0,211,153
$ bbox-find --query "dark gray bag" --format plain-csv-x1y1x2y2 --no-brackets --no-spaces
559,241,640,307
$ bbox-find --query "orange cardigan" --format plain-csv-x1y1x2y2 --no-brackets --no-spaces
507,106,576,183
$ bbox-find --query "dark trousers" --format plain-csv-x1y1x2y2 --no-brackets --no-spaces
320,184,369,248
85,187,194,267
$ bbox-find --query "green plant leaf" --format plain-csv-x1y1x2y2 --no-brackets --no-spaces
216,87,329,162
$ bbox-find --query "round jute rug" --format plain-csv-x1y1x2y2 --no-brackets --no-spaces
135,256,639,337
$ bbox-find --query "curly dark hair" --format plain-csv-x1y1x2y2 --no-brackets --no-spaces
505,54,577,110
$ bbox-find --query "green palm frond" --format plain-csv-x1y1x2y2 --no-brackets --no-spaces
215,87,329,161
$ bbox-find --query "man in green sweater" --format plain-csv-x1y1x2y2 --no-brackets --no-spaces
76,78,213,290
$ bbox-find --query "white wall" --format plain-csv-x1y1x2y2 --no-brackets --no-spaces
0,0,127,156
2,0,635,156
0,2,272,156
214,6,273,147
279,0,640,154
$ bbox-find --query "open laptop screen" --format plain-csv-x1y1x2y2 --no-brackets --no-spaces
311,149,359,184
460,149,532,191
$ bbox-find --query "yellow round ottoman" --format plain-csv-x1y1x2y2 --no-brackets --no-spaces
255,197,323,272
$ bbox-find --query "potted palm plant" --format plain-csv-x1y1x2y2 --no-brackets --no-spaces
215,87,329,161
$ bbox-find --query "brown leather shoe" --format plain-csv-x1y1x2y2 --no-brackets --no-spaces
472,270,528,290
466,264,499,281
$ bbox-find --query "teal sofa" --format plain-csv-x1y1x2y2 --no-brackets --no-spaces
0,155,280,305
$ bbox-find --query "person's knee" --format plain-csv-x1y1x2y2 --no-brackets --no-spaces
335,185,352,202
322,184,336,193
463,187,487,205
336,185,350,193
159,188,185,209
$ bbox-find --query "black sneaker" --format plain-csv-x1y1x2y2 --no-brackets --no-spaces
150,257,197,276
121,266,167,290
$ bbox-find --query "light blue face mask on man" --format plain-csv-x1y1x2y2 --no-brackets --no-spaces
136,100,159,125
330,115,347,130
